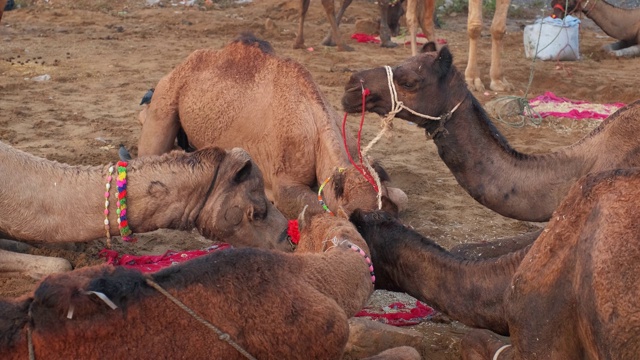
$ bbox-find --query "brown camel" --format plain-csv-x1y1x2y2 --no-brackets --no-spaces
0,141,291,276
137,34,407,220
293,0,404,51
0,207,392,359
352,167,640,359
342,43,640,222
551,0,640,58
0,0,7,23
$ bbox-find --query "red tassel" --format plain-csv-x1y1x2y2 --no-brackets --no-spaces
287,220,300,245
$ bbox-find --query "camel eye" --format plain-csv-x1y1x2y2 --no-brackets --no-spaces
400,80,417,90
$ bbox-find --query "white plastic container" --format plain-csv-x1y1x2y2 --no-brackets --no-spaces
523,16,580,61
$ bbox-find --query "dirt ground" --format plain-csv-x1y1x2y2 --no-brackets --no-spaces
1,0,639,358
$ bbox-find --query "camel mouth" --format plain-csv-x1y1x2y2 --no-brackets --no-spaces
341,90,374,114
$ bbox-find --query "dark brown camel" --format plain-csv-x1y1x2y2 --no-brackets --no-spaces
352,167,640,359
0,141,291,276
0,208,401,359
342,43,640,222
137,34,407,220
551,0,640,57
294,0,405,51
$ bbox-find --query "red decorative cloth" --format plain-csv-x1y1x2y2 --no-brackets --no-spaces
99,244,231,273
351,33,381,44
529,91,625,120
355,301,436,326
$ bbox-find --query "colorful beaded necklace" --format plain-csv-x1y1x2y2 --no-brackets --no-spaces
115,161,136,242
103,165,114,248
317,167,346,216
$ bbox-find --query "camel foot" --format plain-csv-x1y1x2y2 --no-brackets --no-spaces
380,40,398,48
0,249,72,279
466,77,486,92
292,40,306,50
386,187,408,213
490,78,514,92
321,36,336,47
461,329,512,360
336,43,355,52
609,45,640,58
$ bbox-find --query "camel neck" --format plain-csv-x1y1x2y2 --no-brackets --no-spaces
424,93,588,221
581,0,639,42
367,222,530,335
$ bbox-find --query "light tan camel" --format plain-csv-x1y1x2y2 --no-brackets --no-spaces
137,34,407,220
405,0,512,91
0,141,292,277
0,208,421,359
551,0,640,57
352,167,640,359
293,0,404,51
343,44,640,222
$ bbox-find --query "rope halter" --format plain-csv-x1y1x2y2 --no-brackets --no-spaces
380,65,464,138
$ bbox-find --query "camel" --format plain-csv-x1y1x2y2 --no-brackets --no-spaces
137,33,407,220
406,0,512,91
0,141,292,277
0,207,411,359
551,0,640,58
342,43,640,222
0,0,7,23
352,167,640,359
293,0,405,51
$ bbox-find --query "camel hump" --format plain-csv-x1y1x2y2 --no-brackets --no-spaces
231,32,275,55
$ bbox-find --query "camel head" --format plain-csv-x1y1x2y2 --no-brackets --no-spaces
342,43,467,133
295,205,368,254
321,166,404,218
550,0,581,19
194,148,292,252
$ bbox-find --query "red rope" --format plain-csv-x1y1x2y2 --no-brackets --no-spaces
341,88,379,192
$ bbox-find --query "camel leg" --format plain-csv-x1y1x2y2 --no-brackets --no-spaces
321,0,353,47
293,0,311,49
418,0,436,42
0,249,72,278
406,0,419,56
320,0,353,51
273,182,324,220
602,40,629,52
465,0,485,91
461,329,513,360
378,0,398,48
488,0,513,92
611,44,640,58
137,77,181,156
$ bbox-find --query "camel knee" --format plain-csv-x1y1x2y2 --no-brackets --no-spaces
468,24,482,40
490,24,506,41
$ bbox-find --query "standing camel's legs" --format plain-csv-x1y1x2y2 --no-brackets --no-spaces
320,0,354,51
321,0,353,46
488,0,513,91
465,0,485,91
293,0,312,49
378,0,398,48
407,0,437,56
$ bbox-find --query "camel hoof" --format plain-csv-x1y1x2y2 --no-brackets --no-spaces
381,41,398,48
466,78,486,92
337,44,355,52
292,41,306,50
321,36,336,47
490,79,514,92
387,187,408,213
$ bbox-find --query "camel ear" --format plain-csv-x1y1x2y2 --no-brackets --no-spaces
297,205,311,231
336,207,349,220
420,41,437,53
434,46,453,79
232,159,253,183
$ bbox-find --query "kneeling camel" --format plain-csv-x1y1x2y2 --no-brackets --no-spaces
137,34,406,220
343,43,640,222
352,167,640,359
0,142,291,276
0,209,417,359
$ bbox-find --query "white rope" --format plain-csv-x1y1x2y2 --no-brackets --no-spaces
492,344,512,360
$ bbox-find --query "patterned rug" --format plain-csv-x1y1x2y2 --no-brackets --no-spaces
529,91,626,120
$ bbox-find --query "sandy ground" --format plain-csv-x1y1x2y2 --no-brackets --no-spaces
1,0,639,358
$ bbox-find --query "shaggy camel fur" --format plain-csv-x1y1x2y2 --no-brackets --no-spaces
0,208,386,359
551,0,640,58
353,168,640,358
293,0,404,51
343,44,640,222
0,141,292,276
137,34,406,219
